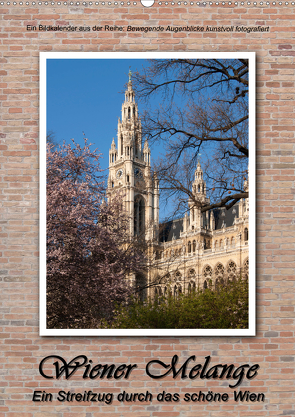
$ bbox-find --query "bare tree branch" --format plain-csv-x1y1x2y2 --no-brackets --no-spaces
132,58,249,214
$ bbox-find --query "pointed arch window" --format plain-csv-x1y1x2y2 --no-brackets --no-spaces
135,133,138,156
188,241,191,253
174,285,178,299
203,265,213,284
227,261,237,281
193,240,196,253
134,196,145,236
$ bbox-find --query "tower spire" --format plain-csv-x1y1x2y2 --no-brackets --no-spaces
116,72,142,159
107,75,159,244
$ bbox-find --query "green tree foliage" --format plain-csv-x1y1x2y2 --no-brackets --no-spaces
107,278,248,329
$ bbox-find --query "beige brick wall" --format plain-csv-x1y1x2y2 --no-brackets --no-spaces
1,3,295,416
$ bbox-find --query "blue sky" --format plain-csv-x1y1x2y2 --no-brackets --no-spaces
46,56,250,221
46,58,172,220
46,58,157,173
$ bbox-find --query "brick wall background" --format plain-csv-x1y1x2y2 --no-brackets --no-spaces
1,3,295,416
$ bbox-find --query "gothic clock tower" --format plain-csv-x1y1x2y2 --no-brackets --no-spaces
107,71,159,242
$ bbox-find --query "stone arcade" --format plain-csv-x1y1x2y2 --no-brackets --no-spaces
107,74,249,299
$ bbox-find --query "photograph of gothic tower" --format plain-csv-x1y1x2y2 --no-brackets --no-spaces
107,71,160,302
41,53,255,335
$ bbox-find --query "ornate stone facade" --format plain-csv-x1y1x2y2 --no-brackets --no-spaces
107,76,249,299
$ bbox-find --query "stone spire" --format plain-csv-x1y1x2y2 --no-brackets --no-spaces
192,160,207,201
117,73,142,159
188,161,210,231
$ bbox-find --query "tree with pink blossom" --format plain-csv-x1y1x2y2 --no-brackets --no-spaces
46,139,144,329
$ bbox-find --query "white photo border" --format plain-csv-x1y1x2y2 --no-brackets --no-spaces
40,51,256,336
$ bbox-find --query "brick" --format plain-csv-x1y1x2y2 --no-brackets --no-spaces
1,4,295,417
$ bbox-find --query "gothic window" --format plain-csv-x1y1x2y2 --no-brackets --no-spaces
188,241,191,253
203,265,213,285
175,271,182,281
244,228,249,241
134,196,145,236
188,283,192,294
227,261,237,281
127,175,130,183
111,181,114,188
121,135,123,155
193,240,196,252
174,285,178,299
135,133,138,155
189,269,196,279
198,184,200,192
214,263,225,281
203,280,208,289
128,107,131,119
